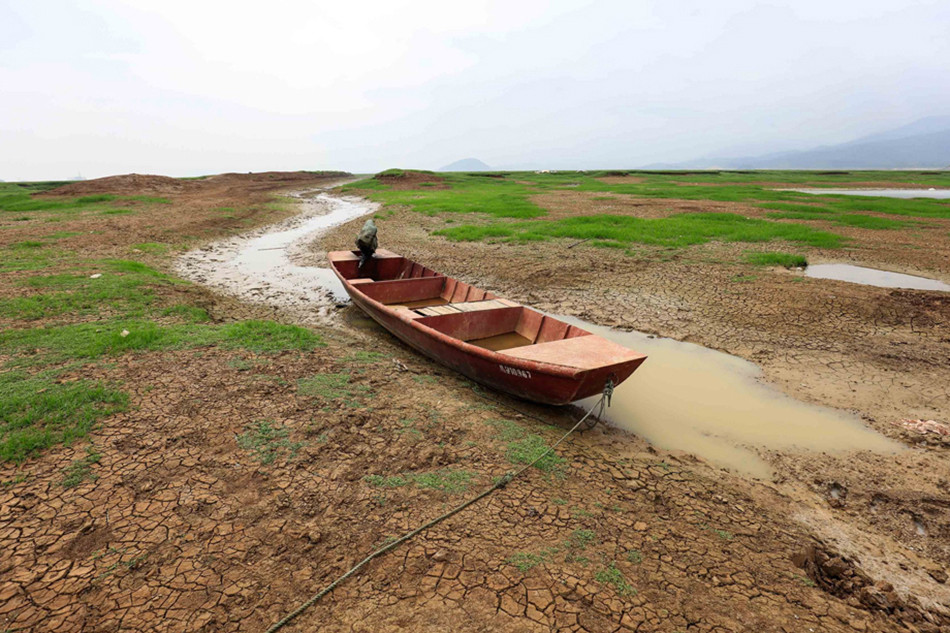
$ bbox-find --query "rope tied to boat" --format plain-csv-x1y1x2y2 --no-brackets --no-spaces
264,381,614,633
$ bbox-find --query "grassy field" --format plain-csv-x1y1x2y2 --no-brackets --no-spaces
0,180,328,464
344,169,950,260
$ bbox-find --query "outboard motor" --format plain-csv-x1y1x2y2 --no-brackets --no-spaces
355,218,378,270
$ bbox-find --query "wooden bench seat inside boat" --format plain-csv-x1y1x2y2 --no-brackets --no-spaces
500,335,641,370
417,308,591,352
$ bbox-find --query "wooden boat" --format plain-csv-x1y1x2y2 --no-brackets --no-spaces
328,249,647,405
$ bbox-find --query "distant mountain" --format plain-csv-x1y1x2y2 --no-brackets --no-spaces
439,158,493,172
651,117,950,170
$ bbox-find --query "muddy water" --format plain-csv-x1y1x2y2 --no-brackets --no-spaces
788,188,950,199
177,189,377,320
564,317,900,478
805,264,950,292
230,193,373,301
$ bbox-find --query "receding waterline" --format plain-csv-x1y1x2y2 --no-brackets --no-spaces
805,264,950,292
785,188,950,199
565,316,899,478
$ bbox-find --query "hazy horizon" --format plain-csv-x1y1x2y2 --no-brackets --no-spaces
2,0,949,181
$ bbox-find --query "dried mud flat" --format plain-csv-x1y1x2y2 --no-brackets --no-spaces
2,172,950,633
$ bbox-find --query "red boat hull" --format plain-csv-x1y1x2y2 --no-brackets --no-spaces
329,250,645,405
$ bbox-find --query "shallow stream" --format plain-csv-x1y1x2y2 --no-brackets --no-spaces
804,264,950,292
787,188,950,199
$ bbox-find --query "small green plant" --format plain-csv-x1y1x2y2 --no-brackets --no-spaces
297,371,371,404
552,497,567,505
237,421,303,465
713,528,734,541
61,445,102,487
569,529,596,549
507,551,548,572
507,434,565,473
343,350,385,364
488,418,527,441
220,320,323,352
595,563,635,596
625,549,643,564
413,469,475,493
162,305,210,323
794,574,817,587
228,358,256,371
131,242,169,254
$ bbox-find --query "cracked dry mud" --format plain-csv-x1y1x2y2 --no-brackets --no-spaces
2,173,950,632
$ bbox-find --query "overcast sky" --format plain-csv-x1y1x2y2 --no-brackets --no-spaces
2,0,948,180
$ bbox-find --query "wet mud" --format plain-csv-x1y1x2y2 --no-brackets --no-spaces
176,187,376,322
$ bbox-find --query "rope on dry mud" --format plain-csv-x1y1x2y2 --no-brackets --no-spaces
265,381,613,633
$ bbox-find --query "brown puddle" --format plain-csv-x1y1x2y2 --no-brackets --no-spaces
563,316,900,478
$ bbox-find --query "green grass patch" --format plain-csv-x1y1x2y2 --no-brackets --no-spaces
0,187,172,217
487,418,565,473
342,350,386,365
744,252,808,268
237,421,303,465
219,320,322,352
595,563,636,596
413,469,475,493
0,370,128,463
12,240,44,249
345,170,949,263
132,242,170,254
507,434,566,473
488,418,529,441
0,319,323,366
61,445,102,487
43,231,80,240
507,552,548,572
0,245,56,272
161,305,210,323
345,172,547,219
1,261,174,321
297,371,369,404
436,212,842,249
